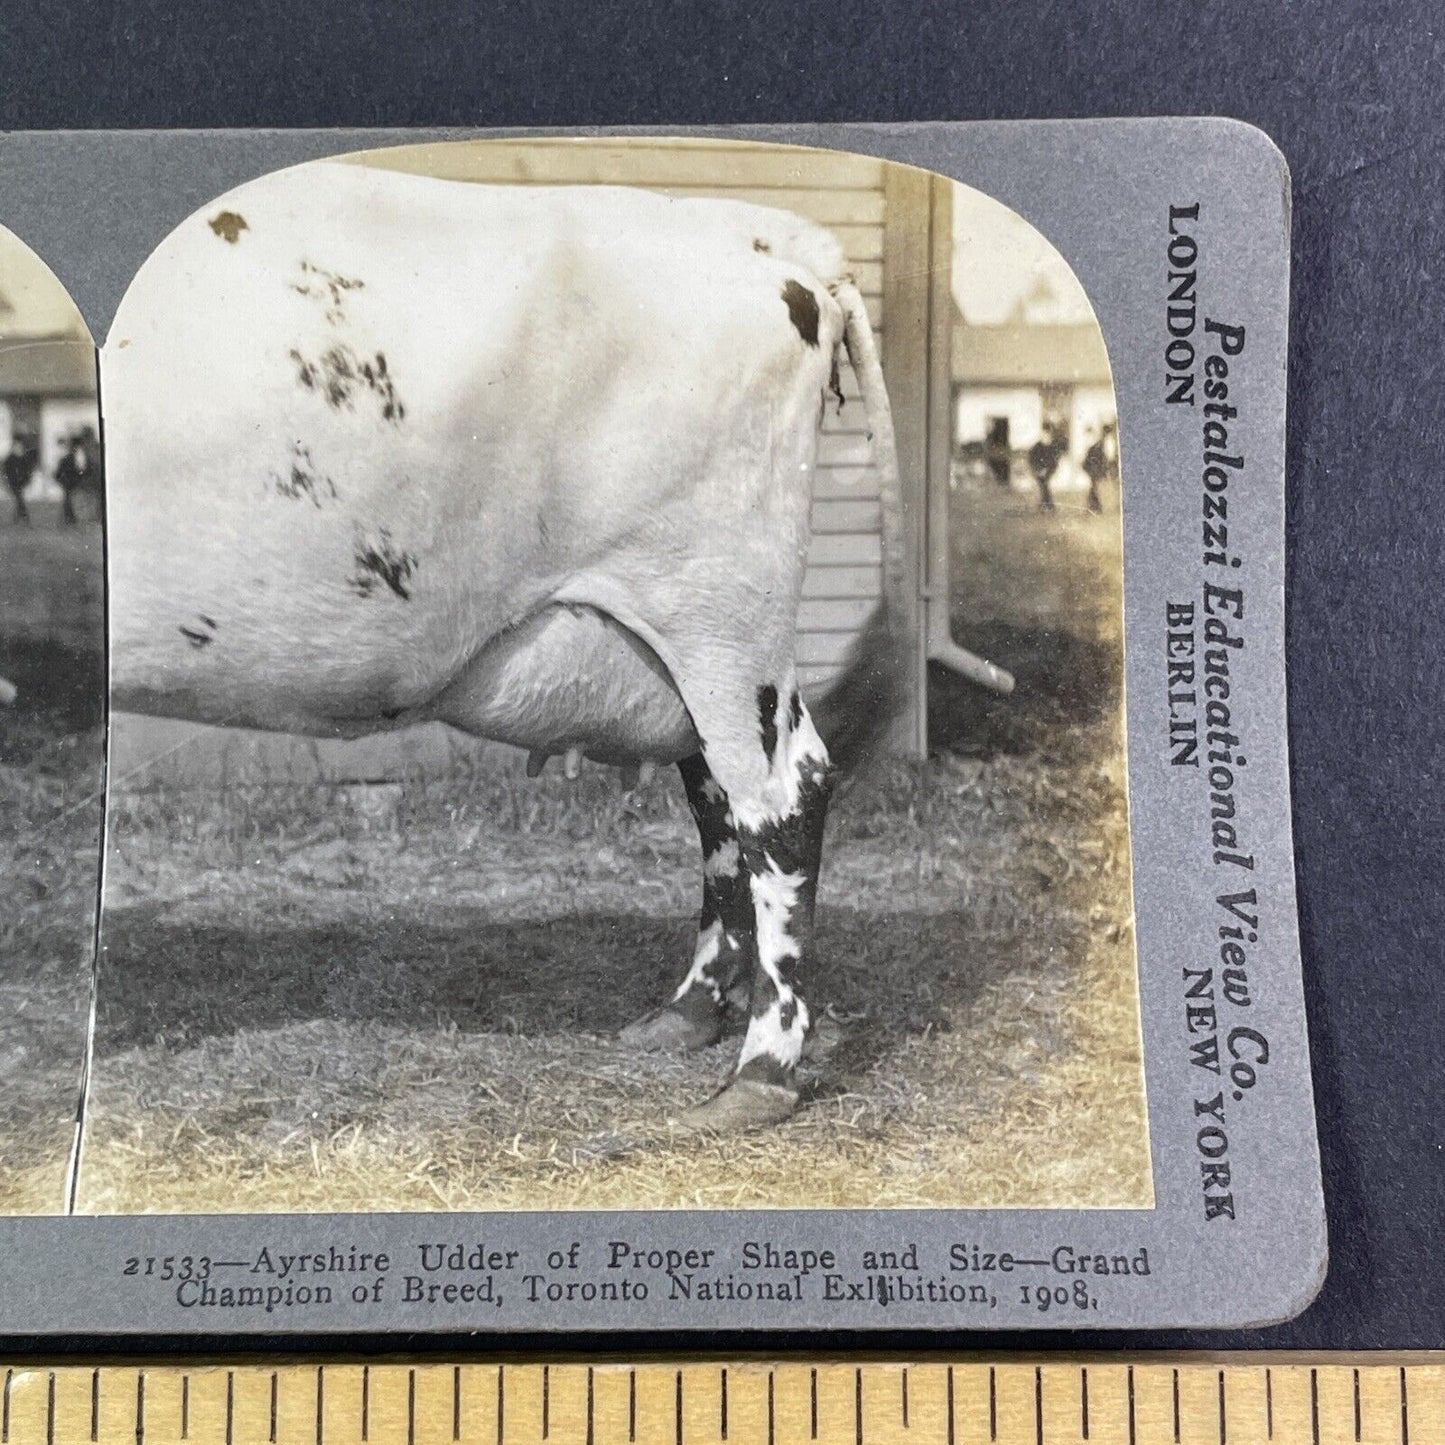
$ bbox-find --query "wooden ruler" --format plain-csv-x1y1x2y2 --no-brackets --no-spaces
0,1359,1440,1445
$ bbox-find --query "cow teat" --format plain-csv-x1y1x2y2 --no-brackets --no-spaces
617,758,659,793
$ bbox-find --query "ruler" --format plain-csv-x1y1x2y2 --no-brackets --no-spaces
0,1360,1440,1445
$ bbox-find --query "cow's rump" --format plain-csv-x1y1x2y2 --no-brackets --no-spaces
102,163,851,753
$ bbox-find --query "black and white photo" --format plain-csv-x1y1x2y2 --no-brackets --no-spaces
0,227,103,1214
72,139,1149,1213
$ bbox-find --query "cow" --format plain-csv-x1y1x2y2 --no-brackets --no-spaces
103,159,906,1132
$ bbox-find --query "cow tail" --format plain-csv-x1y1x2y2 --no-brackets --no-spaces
810,279,912,777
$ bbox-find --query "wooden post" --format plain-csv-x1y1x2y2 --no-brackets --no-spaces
881,165,956,758
880,164,931,758
925,176,957,754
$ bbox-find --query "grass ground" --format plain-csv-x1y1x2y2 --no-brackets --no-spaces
73,478,1151,1215
0,510,105,1214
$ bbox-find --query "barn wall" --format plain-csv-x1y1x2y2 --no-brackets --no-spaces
0,395,97,500
38,397,97,474
1071,384,1118,459
113,139,932,789
955,383,1118,472
956,386,1046,450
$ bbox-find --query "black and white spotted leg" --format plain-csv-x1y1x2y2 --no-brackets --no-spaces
678,683,836,1131
618,753,755,1052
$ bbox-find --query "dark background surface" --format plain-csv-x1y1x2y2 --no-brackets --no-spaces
0,0,1440,1352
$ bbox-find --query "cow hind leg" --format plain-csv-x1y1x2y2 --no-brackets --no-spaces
619,752,754,1052
674,682,836,1132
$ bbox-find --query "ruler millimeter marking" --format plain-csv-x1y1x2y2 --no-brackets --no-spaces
0,1362,1440,1445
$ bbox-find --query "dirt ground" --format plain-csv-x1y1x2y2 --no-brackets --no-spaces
70,476,1151,1215
0,509,105,1214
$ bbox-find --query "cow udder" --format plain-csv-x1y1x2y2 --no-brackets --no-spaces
433,604,697,766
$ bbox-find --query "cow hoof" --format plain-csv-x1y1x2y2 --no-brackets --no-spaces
674,1079,799,1133
618,1006,724,1053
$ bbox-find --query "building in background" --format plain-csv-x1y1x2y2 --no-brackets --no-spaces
951,198,1117,498
952,320,1116,489
0,248,97,502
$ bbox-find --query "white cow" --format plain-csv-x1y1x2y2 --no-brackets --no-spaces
103,158,904,1130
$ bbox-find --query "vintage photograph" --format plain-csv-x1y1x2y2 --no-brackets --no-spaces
0,228,104,1214
73,137,1147,1213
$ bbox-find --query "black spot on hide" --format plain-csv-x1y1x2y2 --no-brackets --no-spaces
743,764,836,935
788,688,803,731
289,344,404,424
290,260,366,324
271,441,338,506
351,530,417,600
178,615,218,648
360,351,405,423
780,279,820,347
753,237,772,253
757,684,780,763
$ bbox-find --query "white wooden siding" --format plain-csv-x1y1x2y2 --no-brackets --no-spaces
359,138,890,699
